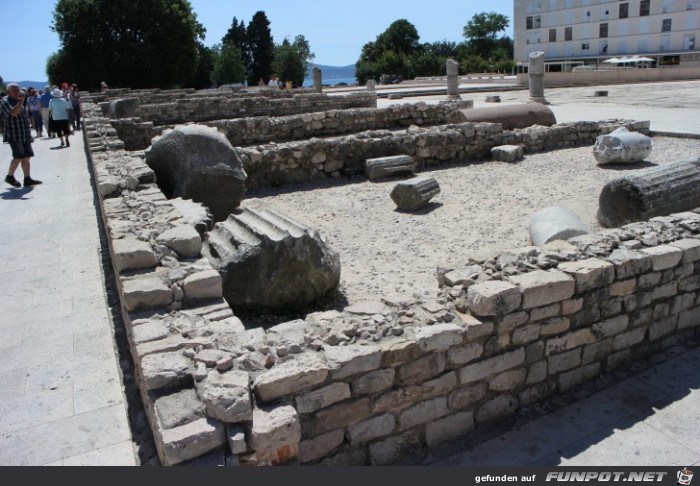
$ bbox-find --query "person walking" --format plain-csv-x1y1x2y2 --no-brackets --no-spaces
1,83,42,188
70,84,81,130
49,88,71,147
26,87,43,138
39,86,53,138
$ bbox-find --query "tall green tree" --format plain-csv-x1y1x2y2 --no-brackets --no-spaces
355,19,421,84
189,42,216,89
50,0,204,90
246,11,275,84
463,12,510,59
272,36,314,87
376,20,420,55
222,16,247,49
211,43,247,86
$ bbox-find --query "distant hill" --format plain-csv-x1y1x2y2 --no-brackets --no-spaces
7,81,49,89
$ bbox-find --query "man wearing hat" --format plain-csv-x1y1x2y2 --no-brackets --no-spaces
1,83,42,188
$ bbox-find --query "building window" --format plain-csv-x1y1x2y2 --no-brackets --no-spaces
689,1,699,10
534,15,541,28
582,43,590,50
640,0,651,16
662,18,672,32
526,16,533,30
565,26,573,41
619,3,629,18
549,28,557,42
600,23,609,38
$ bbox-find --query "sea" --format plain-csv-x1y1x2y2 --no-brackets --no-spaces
302,76,358,87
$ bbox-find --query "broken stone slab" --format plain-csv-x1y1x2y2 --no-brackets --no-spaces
593,127,652,165
365,155,417,182
491,145,524,163
154,388,206,430
196,370,252,424
529,206,590,246
248,405,301,452
102,97,141,119
227,425,247,455
141,351,192,390
158,417,226,466
112,238,158,273
457,103,556,130
156,225,202,258
183,270,222,301
252,353,330,402
145,125,248,222
390,176,441,211
170,198,215,237
203,205,340,310
122,275,173,312
598,158,700,227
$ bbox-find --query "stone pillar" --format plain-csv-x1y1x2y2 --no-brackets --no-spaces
366,79,376,92
312,67,323,92
446,59,461,100
528,51,549,105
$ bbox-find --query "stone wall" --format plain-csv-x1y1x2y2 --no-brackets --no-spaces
86,86,317,105
111,103,462,151
237,120,650,190
81,97,698,467
138,92,377,126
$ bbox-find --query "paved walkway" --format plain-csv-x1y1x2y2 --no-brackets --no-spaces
0,132,136,465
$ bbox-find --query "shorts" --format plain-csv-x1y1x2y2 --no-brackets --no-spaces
8,139,34,159
53,120,70,137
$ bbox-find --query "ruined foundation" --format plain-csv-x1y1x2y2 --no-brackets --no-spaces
81,87,700,466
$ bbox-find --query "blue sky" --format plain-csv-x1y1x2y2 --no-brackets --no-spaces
0,0,514,83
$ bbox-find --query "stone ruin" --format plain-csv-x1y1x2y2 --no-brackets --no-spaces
80,85,700,466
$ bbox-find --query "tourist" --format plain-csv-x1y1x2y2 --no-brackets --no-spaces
49,88,71,147
70,84,81,130
100,81,109,92
26,87,43,138
62,83,74,132
39,86,52,138
285,80,293,91
268,75,279,89
1,83,42,188
258,77,265,87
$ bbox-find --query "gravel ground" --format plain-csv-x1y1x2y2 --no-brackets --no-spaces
246,137,700,305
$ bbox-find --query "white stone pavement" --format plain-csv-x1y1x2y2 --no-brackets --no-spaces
0,132,136,465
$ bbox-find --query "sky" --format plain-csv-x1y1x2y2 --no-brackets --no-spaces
0,0,514,83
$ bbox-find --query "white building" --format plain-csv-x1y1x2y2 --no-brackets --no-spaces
514,0,700,71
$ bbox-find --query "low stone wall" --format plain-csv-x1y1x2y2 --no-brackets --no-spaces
82,96,698,467
237,120,650,190
517,66,700,87
86,86,316,105
138,92,377,126
111,103,462,151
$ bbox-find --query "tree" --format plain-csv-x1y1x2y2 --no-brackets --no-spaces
292,35,315,70
463,12,510,59
222,17,247,49
355,19,420,84
189,42,216,89
246,11,275,84
376,20,420,55
50,0,204,90
0,75,6,92
211,43,247,86
272,41,307,87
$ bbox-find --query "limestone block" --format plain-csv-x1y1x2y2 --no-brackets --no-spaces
529,207,590,246
641,245,684,271
540,317,571,336
379,338,422,366
227,425,247,455
548,349,582,374
159,418,226,466
530,303,561,322
309,399,370,435
390,176,441,211
593,316,629,337
670,239,700,263
526,361,548,384
593,127,652,165
122,275,173,312
546,329,596,355
398,397,449,430
252,353,330,402
425,412,474,447
458,348,525,384
558,258,615,292
421,372,458,398
299,430,345,464
369,430,421,466
295,383,351,414
609,279,637,297
154,388,206,430
365,155,417,181
612,327,646,351
156,225,202,257
347,414,396,444
397,353,446,385
476,395,518,423
558,363,600,391
325,345,382,380
183,270,222,301
141,351,191,390
607,250,653,279
196,370,252,424
447,343,484,367
448,384,488,410
248,405,301,452
373,386,423,414
351,369,395,395
413,324,464,352
113,238,158,273
509,270,575,309
489,369,527,391
491,145,524,163
466,280,522,317
649,316,678,340
678,307,700,330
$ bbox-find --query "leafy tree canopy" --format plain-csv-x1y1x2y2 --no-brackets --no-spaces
211,43,247,86
50,0,204,90
246,10,275,84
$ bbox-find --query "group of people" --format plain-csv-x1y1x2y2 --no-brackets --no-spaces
258,75,293,91
0,82,83,188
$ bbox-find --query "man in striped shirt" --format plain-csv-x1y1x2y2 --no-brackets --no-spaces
1,83,42,188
